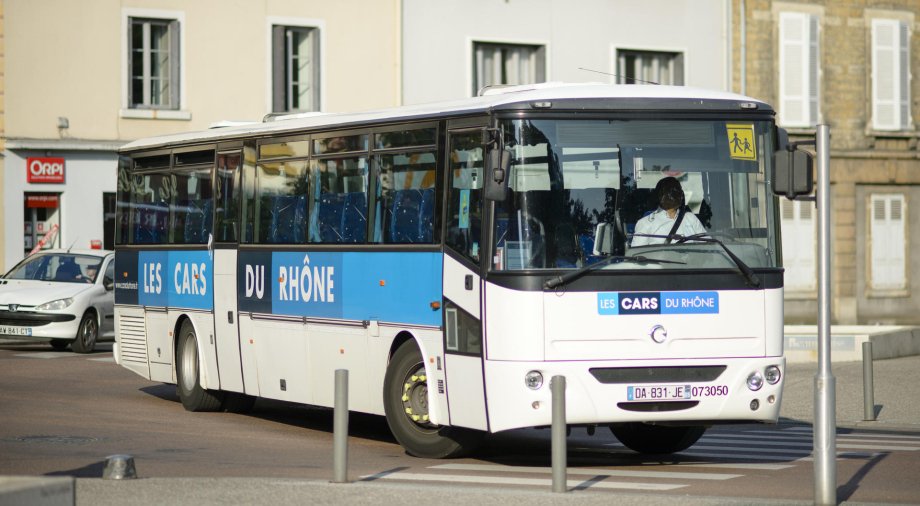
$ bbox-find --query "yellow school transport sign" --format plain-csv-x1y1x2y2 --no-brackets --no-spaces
726,123,757,161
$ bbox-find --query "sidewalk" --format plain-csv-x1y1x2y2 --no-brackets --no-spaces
780,354,920,431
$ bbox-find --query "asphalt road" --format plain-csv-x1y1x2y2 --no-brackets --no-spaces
2,341,919,505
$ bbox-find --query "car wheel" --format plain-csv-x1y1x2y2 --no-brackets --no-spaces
609,423,706,454
71,312,97,354
50,339,70,351
176,320,224,412
383,340,483,458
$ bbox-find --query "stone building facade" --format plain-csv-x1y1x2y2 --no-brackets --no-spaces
732,0,920,324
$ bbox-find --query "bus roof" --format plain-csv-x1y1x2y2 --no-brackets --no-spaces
119,82,772,153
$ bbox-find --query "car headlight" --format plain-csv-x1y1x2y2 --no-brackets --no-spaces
36,298,74,311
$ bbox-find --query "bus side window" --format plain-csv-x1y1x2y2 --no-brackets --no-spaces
374,150,437,244
446,132,484,262
215,152,242,243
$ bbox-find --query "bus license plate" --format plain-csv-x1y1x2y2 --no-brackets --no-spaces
626,384,691,401
0,325,33,337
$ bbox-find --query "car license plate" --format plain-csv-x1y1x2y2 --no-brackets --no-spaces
626,384,692,401
0,325,33,337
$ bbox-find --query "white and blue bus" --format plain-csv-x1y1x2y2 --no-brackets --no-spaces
114,83,813,458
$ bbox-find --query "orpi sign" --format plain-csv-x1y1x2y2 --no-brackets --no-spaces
27,157,66,184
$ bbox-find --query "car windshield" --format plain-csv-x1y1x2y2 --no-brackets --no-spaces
4,254,103,284
491,118,779,271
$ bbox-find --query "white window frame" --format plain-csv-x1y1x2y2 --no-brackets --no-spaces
120,8,189,120
469,39,548,96
266,17,326,114
778,11,820,128
871,18,912,131
780,198,816,294
868,193,908,293
612,48,686,86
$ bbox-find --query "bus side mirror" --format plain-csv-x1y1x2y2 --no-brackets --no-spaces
484,132,511,201
773,147,814,199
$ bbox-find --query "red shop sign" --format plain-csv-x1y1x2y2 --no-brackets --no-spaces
26,195,59,208
26,157,66,183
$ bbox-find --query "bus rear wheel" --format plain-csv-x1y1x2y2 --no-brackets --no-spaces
383,341,482,458
176,320,224,412
610,423,706,454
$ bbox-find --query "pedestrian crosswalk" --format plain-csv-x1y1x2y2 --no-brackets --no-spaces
360,426,920,493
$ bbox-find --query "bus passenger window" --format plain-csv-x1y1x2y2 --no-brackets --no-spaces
215,152,241,243
309,156,368,243
255,160,308,244
373,150,437,244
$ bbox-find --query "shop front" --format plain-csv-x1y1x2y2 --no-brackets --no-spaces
2,144,120,272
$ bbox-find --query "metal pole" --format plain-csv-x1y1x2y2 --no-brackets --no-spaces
863,341,875,421
551,375,567,493
333,369,349,483
813,124,836,505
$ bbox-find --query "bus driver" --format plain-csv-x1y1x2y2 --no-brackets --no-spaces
631,176,706,247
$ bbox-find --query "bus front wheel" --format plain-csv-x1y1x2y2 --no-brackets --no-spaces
610,423,706,454
176,320,224,412
383,341,482,458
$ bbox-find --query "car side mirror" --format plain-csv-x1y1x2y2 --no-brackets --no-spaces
772,129,814,199
104,278,114,291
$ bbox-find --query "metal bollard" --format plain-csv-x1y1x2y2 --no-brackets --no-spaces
333,369,349,483
551,375,567,493
102,454,137,480
863,341,875,421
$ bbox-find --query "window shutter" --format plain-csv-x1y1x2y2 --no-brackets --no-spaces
779,13,818,127
781,199,816,291
808,16,820,125
271,26,285,112
869,194,907,290
169,20,180,109
898,22,911,129
872,19,910,130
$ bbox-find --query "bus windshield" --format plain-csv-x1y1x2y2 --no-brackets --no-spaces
491,118,778,272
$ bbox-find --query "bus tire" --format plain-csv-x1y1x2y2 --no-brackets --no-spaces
610,423,706,454
383,341,483,458
176,320,224,412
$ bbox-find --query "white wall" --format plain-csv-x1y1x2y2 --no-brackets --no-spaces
402,0,730,104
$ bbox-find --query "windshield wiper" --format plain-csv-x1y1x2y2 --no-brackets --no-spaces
543,255,686,290
668,232,761,288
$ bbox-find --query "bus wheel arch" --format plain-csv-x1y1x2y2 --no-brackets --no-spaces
383,338,483,458
175,317,224,412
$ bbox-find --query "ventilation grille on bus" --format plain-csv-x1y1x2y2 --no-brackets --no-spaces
589,366,727,384
118,314,148,365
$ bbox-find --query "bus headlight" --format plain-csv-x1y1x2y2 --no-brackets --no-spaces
524,371,544,390
746,371,764,391
764,365,782,385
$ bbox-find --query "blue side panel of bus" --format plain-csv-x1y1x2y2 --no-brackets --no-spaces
114,250,214,310
115,250,442,326
239,251,443,327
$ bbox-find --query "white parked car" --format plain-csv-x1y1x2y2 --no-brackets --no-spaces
0,249,115,353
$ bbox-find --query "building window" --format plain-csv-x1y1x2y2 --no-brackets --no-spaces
272,26,320,112
778,12,820,128
871,19,911,131
472,42,545,95
869,193,907,291
616,50,684,85
128,17,180,109
780,199,816,292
